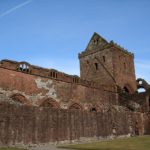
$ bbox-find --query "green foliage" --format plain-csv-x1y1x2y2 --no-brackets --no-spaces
59,136,150,150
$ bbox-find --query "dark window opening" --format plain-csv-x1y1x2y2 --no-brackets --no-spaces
73,77,79,83
90,107,97,112
95,63,98,70
53,72,55,77
149,98,150,109
93,39,99,45
103,56,105,62
123,87,129,93
49,71,58,79
19,63,30,73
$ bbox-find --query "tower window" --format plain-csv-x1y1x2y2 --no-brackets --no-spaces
123,87,129,93
95,63,98,70
124,62,126,69
103,56,105,62
93,39,99,45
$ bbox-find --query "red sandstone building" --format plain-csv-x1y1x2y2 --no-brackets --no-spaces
0,33,150,145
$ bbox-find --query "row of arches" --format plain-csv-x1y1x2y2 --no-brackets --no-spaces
9,93,98,111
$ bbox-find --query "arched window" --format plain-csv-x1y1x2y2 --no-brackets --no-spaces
123,84,133,94
136,78,148,93
69,103,82,110
18,62,30,73
40,98,59,109
10,93,29,105
137,88,146,93
123,86,130,93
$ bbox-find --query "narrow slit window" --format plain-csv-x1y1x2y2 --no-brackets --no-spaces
95,63,98,70
103,56,105,62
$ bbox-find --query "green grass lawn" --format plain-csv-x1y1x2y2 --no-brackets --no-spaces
59,136,150,150
0,148,25,150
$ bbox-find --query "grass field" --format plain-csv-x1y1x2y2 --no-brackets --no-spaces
0,148,25,150
59,136,150,150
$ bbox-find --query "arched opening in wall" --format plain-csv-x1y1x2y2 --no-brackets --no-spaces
10,93,30,105
69,103,82,110
90,107,97,112
18,62,30,73
40,98,59,109
123,86,130,93
137,87,146,93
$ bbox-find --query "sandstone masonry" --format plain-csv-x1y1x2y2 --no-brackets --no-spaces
0,32,150,145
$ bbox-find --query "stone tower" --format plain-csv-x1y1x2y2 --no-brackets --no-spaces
79,32,137,93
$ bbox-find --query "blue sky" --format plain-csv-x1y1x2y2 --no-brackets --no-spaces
0,0,150,82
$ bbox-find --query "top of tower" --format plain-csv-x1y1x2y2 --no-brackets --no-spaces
85,32,109,51
79,32,134,58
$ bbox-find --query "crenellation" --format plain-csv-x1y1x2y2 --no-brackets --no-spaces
109,41,134,57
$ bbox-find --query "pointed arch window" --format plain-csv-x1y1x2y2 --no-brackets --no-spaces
40,98,60,109
69,103,82,110
18,62,31,73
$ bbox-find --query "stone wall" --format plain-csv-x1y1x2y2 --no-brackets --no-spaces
0,67,117,109
112,47,136,93
118,91,150,112
0,102,147,146
79,33,137,93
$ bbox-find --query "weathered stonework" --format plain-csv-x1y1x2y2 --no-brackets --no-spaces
0,32,150,145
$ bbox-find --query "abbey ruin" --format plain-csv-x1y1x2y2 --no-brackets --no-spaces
0,32,150,145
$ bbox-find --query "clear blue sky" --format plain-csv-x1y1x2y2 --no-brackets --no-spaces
0,0,150,82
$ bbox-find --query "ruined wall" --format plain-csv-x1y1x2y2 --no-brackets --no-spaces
78,33,137,93
0,67,117,109
0,102,146,146
118,91,150,113
79,47,115,85
112,47,136,93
